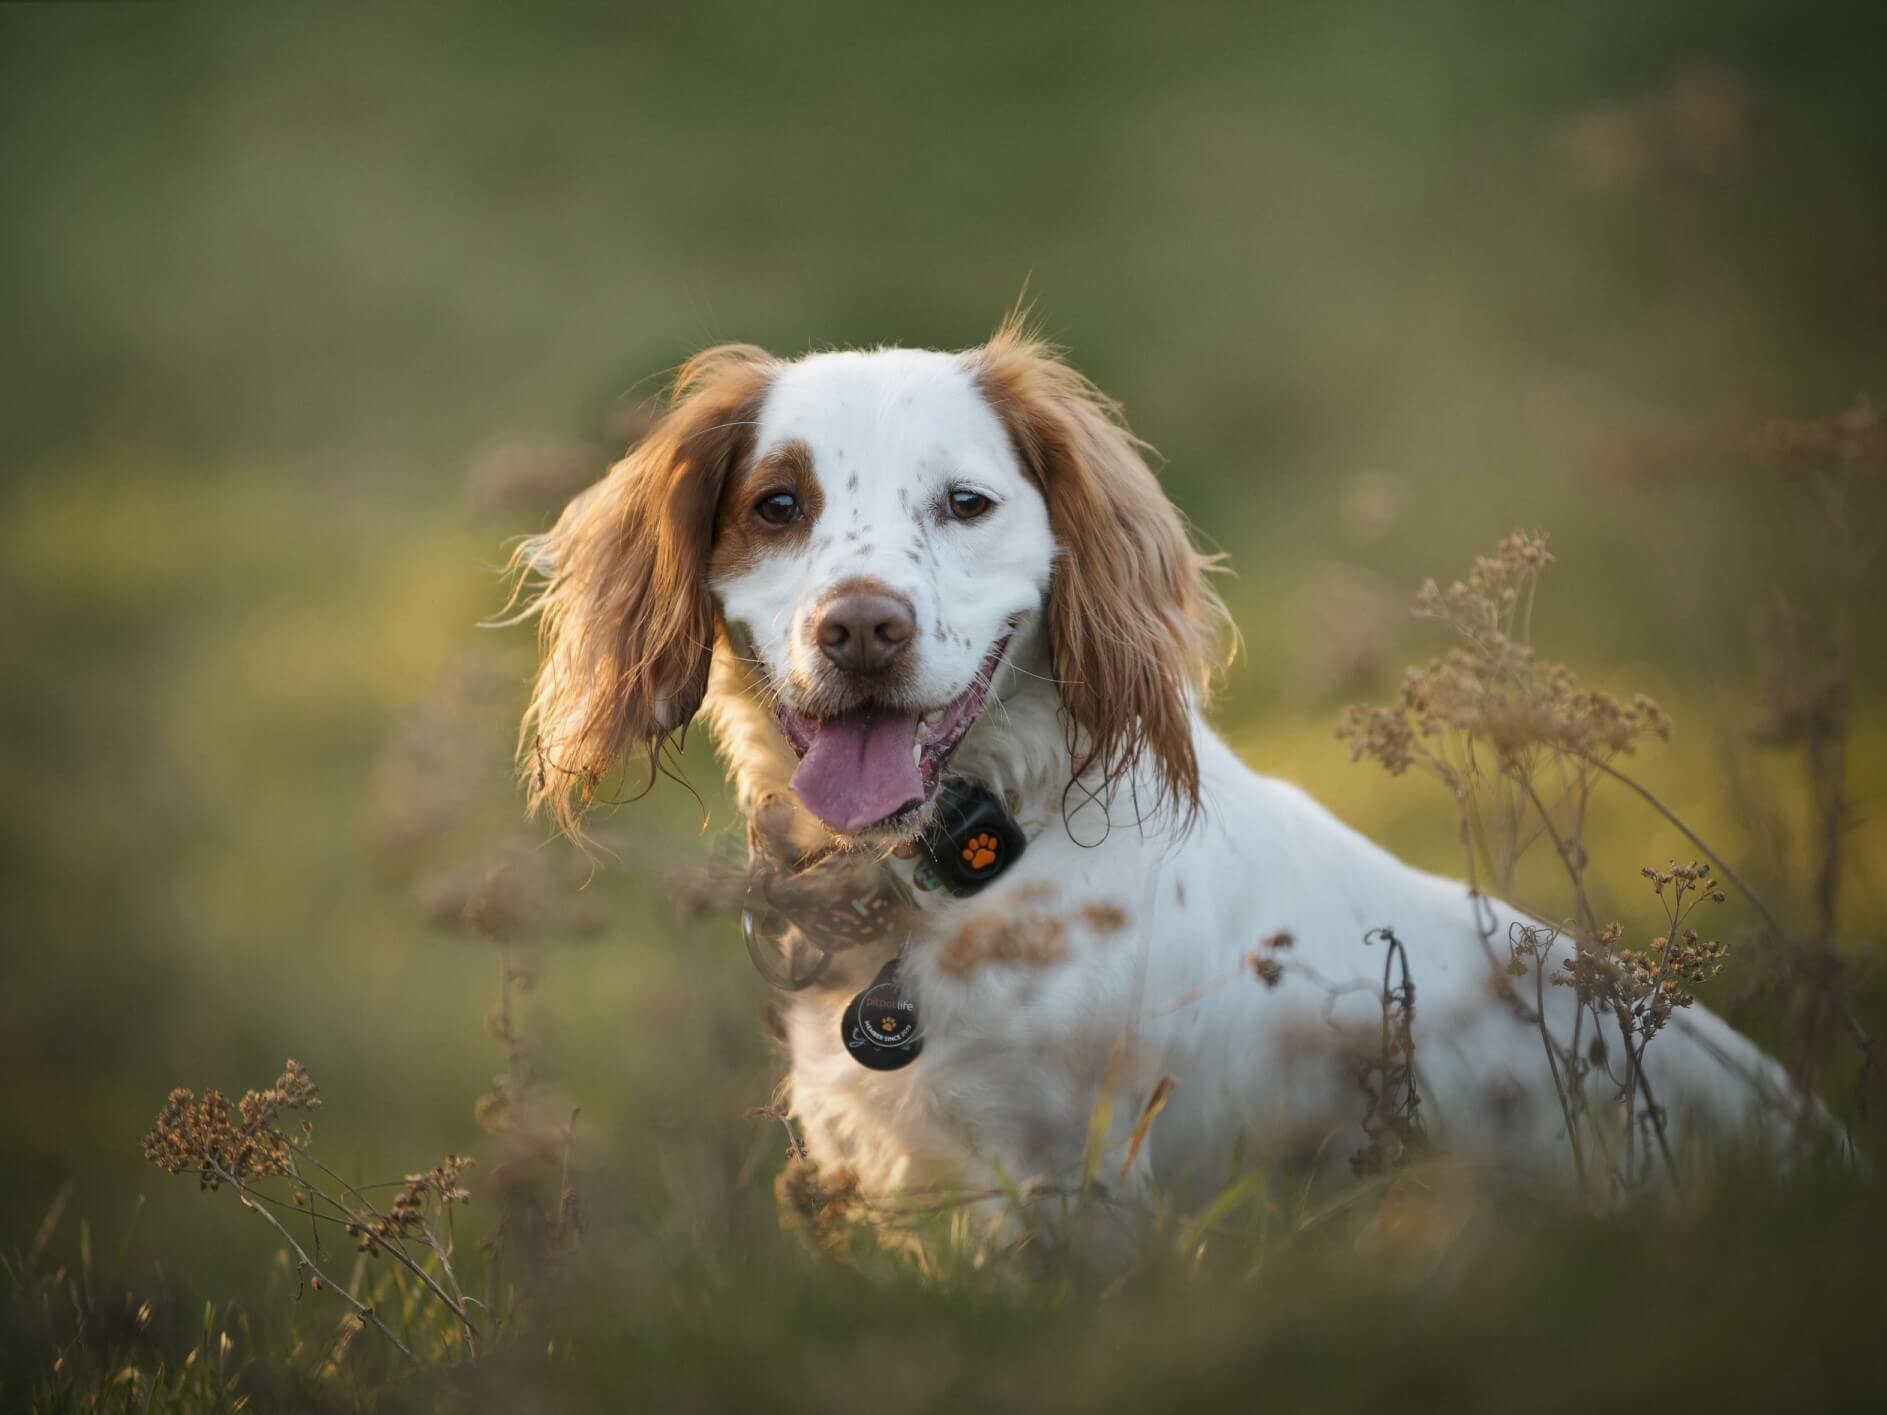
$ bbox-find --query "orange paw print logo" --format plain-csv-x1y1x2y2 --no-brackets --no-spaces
961,832,1000,870
880,1016,901,1033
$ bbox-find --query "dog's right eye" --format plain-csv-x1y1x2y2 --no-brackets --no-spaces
753,491,800,527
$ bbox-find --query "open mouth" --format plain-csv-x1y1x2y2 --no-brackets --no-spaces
776,636,1010,834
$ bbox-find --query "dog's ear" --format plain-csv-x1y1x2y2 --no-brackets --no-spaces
510,345,775,837
971,318,1230,824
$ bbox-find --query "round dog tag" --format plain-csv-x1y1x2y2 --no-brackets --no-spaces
841,958,922,1071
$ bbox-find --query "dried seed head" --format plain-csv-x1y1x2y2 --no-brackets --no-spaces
1340,534,1670,781
1247,953,1285,988
141,1062,320,1188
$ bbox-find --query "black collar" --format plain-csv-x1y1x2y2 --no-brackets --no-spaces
910,778,1029,897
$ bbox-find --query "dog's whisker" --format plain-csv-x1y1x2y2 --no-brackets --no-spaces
994,651,1070,689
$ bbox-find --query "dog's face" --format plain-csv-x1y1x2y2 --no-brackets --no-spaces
516,320,1227,843
710,349,1054,834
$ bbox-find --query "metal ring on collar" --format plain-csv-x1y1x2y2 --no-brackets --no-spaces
740,907,834,992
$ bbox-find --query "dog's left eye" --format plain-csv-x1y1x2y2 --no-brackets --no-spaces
754,491,801,527
947,488,995,522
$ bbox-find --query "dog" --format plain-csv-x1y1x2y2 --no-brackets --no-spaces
513,319,1799,1210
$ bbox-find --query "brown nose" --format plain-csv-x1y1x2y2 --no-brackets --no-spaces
816,591,915,675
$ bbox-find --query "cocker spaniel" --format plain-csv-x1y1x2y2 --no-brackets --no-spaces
513,319,1797,1210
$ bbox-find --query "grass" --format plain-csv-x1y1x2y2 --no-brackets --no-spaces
3,1,1886,1408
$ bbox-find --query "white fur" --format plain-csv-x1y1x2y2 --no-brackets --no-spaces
714,347,1056,730
696,348,1798,1205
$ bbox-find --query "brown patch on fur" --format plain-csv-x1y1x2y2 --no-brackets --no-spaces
938,904,1070,977
969,315,1232,826
1080,900,1129,935
509,344,776,838
711,438,824,580
1011,880,1061,907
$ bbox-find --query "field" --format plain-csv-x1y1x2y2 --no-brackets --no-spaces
3,3,1886,1409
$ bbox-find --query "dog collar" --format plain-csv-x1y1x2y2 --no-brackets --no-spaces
739,779,1029,993
907,777,1030,897
830,781,1029,1070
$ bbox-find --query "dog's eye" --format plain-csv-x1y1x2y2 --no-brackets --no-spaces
754,491,800,527
947,488,995,522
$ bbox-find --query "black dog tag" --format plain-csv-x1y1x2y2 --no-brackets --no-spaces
842,958,922,1071
915,779,1027,897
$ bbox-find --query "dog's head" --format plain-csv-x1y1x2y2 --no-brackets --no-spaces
515,318,1228,843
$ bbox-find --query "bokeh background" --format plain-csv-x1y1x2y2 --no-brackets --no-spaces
4,2,1885,1406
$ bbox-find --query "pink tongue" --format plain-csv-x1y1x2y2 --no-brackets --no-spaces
789,709,925,832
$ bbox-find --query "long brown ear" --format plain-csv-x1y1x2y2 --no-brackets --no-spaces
970,317,1231,825
509,345,775,837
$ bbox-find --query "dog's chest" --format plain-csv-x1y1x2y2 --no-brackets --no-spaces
779,829,1201,1191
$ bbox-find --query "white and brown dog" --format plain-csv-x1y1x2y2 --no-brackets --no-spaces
514,320,1795,1206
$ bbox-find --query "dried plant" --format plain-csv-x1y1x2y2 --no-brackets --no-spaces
1745,397,1884,1105
369,649,592,1309
1338,533,1668,788
142,1061,320,1191
1350,928,1425,1176
1551,865,1728,1046
1507,866,1730,1182
473,933,586,1301
1245,930,1293,989
142,1061,478,1369
1554,61,1751,194
1337,531,1669,948
1342,529,1874,1198
1556,390,1883,1115
1759,394,1887,482
775,1154,863,1247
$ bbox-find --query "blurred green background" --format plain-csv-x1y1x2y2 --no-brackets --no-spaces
3,0,1886,1400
